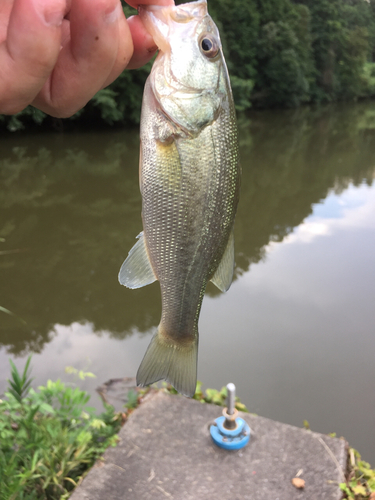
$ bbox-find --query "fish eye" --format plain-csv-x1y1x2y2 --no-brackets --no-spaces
199,34,219,59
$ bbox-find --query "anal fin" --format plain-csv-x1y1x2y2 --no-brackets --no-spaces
210,229,235,292
118,232,157,289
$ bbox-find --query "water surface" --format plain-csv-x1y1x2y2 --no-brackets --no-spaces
1,102,375,462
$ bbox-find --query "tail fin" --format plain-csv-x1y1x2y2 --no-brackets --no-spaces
136,331,198,397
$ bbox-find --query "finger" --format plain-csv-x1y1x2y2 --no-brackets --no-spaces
0,0,66,115
32,0,133,117
0,2,15,43
126,0,174,9
125,15,157,70
100,7,137,88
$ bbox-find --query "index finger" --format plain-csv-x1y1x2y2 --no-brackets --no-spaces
126,0,174,10
0,0,66,115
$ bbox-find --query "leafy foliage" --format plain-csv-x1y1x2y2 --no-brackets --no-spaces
340,448,375,499
257,19,310,106
64,366,96,382
7,356,33,402
295,0,375,101
0,357,123,500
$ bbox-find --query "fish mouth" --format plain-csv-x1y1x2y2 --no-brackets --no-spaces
138,0,207,17
138,1,208,53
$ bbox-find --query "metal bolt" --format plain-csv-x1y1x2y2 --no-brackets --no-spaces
227,383,236,415
222,383,238,430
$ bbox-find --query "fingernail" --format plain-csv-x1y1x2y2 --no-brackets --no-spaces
32,0,65,27
104,2,122,24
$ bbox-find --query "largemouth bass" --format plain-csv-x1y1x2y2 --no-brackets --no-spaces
119,0,240,397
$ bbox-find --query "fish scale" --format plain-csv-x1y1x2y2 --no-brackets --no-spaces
118,0,240,397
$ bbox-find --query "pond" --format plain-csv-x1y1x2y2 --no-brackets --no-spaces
1,101,375,464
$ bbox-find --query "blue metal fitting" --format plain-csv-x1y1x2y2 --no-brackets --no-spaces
210,383,251,450
210,413,251,450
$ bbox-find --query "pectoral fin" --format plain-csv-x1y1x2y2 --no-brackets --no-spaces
210,230,235,292
118,232,157,289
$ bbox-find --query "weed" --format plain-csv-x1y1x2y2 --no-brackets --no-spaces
0,357,122,500
162,380,249,412
0,305,26,325
340,448,375,499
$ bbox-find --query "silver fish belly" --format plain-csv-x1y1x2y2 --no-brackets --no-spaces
119,0,240,397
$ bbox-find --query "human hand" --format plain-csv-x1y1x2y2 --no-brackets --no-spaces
0,0,173,118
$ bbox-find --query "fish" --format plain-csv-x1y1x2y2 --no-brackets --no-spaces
118,0,240,397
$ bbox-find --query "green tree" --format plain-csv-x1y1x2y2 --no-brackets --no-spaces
209,0,260,81
254,0,314,106
336,25,369,98
256,20,309,106
295,0,373,100
208,0,259,109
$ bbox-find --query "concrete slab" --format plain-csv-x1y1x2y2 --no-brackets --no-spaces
70,391,347,500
